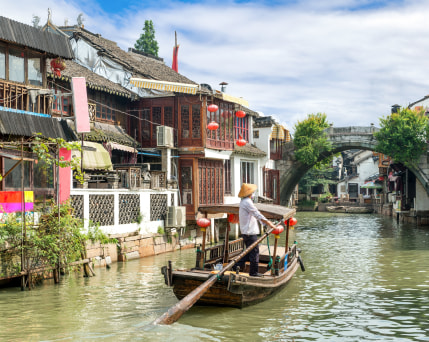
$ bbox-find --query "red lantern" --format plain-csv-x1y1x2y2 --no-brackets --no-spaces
271,225,284,235
227,213,239,224
207,121,219,130
197,218,211,228
236,135,246,147
207,104,218,112
235,110,246,118
285,217,297,226
50,57,66,77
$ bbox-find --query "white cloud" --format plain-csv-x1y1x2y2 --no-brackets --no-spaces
3,0,429,130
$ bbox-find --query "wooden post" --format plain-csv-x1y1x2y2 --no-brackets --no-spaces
20,139,26,291
285,220,290,250
199,228,207,269
222,222,230,264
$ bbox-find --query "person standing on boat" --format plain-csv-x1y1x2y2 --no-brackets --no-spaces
235,183,277,277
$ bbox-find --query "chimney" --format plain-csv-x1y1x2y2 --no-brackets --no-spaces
391,104,400,114
219,82,228,92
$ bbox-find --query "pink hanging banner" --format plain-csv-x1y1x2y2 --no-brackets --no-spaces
59,148,71,204
71,77,90,133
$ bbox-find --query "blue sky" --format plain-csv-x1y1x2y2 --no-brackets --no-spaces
3,0,429,130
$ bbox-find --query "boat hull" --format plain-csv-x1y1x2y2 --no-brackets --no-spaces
171,259,300,308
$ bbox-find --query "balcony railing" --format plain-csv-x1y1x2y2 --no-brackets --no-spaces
0,81,51,114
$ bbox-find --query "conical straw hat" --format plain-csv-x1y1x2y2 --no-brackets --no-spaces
238,183,257,198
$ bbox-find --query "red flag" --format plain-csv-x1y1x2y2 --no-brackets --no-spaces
172,44,179,72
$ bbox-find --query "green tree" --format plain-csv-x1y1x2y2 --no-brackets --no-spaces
134,20,159,57
293,113,332,166
375,107,429,167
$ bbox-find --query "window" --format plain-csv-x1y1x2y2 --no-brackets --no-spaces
52,85,70,116
0,46,5,80
199,159,223,205
241,161,254,184
235,116,249,141
181,165,193,205
28,55,42,86
206,102,234,149
224,159,231,195
181,105,190,139
4,159,30,188
9,48,25,83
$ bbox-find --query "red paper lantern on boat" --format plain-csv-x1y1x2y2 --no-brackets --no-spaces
236,135,246,147
235,110,246,118
207,104,218,112
207,121,219,130
227,213,239,224
197,218,211,228
285,217,297,227
271,225,284,236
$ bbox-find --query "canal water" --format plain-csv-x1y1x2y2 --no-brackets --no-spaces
1,212,428,341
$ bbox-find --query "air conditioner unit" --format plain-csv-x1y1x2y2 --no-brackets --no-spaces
166,206,186,227
157,125,174,148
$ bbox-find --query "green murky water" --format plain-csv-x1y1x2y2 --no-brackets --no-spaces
1,212,428,341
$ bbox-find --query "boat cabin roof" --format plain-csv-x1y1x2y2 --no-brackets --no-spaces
198,203,296,221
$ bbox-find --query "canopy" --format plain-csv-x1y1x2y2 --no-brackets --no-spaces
107,142,136,153
72,141,113,171
361,181,382,189
269,124,291,142
198,203,295,221
130,78,199,94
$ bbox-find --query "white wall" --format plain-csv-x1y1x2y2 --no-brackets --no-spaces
70,188,179,235
415,179,429,211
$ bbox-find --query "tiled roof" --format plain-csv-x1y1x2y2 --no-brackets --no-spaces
0,16,73,58
60,26,197,85
254,116,276,128
47,59,136,99
0,109,75,140
233,143,266,157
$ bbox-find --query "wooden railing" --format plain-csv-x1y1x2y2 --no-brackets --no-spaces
0,81,51,114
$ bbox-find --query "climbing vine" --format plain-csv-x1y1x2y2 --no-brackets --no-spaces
375,107,429,167
293,113,333,166
31,135,84,184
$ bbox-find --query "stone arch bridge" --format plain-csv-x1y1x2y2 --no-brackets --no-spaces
280,126,429,205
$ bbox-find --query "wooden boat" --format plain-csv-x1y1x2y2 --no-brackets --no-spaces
161,203,304,308
326,205,373,214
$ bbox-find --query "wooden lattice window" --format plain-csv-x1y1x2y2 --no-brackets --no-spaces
192,104,201,138
234,116,249,141
224,160,231,195
181,105,190,139
198,159,224,205
206,102,234,149
165,106,173,127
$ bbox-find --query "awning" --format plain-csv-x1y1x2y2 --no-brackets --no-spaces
361,181,382,189
269,124,291,141
72,141,113,171
217,92,249,107
107,142,136,153
130,78,199,95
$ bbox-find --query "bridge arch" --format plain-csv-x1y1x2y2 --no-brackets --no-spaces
280,126,429,205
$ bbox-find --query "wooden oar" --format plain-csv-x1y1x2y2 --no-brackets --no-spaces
153,226,277,325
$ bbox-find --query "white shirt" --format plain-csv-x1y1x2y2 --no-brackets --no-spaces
239,197,267,235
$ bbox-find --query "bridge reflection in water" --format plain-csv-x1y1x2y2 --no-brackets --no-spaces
0,212,428,341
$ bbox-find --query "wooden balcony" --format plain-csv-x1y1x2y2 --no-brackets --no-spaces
0,80,51,114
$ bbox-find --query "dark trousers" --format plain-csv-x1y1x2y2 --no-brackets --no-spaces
235,234,259,276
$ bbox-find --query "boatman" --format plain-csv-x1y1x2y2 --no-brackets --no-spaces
235,183,277,277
